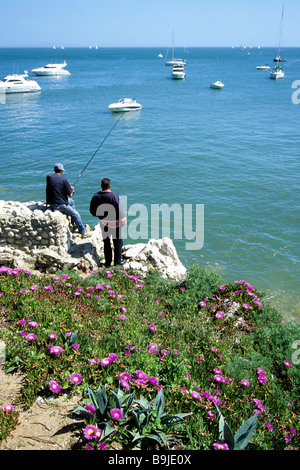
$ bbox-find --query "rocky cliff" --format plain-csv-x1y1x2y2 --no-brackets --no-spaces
0,200,186,280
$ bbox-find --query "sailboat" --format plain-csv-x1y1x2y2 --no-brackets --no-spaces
270,5,285,79
165,31,186,66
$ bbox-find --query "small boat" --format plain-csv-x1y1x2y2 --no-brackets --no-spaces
273,55,286,62
270,65,284,80
210,81,224,89
256,65,270,70
165,31,186,66
108,98,142,113
270,5,285,79
0,71,41,94
31,61,70,76
171,64,186,79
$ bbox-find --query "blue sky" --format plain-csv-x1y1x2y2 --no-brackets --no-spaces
1,0,299,47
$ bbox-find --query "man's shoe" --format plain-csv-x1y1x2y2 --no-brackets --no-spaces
115,258,126,266
81,231,90,239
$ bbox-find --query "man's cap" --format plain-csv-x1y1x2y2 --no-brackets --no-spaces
54,163,65,171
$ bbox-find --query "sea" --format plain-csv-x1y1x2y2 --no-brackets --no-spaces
0,47,299,322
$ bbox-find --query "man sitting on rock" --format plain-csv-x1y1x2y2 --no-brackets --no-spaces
89,178,126,267
46,163,87,237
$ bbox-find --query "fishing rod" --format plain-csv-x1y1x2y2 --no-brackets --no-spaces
73,113,124,187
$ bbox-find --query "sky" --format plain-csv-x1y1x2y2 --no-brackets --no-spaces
0,0,299,48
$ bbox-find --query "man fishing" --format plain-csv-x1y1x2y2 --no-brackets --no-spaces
46,163,87,237
89,178,126,267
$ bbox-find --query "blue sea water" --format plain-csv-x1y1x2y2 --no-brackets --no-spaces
0,47,299,321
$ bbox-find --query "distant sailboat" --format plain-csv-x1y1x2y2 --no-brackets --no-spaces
270,4,285,79
165,31,186,66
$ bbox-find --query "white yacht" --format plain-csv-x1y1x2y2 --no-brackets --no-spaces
31,61,70,76
171,64,186,79
108,98,142,113
0,71,41,94
210,81,224,89
256,65,270,70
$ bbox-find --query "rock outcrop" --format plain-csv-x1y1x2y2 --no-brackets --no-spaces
0,200,186,280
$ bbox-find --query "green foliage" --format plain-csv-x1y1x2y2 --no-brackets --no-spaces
215,403,258,450
0,264,299,450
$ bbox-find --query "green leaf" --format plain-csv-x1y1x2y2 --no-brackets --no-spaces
234,414,258,450
218,412,235,450
154,389,165,419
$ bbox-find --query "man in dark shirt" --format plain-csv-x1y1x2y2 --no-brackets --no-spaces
46,163,86,236
90,178,126,267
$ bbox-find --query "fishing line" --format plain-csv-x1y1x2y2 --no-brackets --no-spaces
73,113,124,186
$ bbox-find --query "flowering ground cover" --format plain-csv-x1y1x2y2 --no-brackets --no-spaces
0,264,299,450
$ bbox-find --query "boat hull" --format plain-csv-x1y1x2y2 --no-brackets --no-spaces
31,70,70,76
0,83,41,93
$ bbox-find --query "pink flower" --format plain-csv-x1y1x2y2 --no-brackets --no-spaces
190,391,201,400
25,333,37,341
215,311,225,319
48,333,57,340
199,301,206,307
101,357,112,367
48,345,63,355
283,360,292,367
118,315,126,321
49,380,61,394
84,425,97,440
69,373,82,385
148,324,156,331
213,441,229,450
207,411,215,420
2,404,14,412
241,379,250,387
218,285,225,291
110,408,124,420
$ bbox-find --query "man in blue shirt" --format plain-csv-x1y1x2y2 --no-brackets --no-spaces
46,163,86,236
90,178,126,267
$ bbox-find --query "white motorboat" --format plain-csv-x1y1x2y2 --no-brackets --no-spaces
256,65,270,70
210,81,224,89
270,65,284,80
171,64,186,79
0,71,41,94
31,61,70,76
108,98,142,113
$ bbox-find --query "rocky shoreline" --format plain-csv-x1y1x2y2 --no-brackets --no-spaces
0,200,186,280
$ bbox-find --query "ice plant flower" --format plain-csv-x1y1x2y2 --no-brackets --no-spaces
48,345,63,355
241,379,250,387
69,373,82,385
2,404,14,412
25,333,37,341
216,311,225,319
19,320,26,326
28,321,38,328
101,357,112,367
148,324,156,331
110,408,124,420
48,333,57,340
49,380,61,394
118,315,126,321
190,391,201,400
213,441,229,450
283,360,292,367
83,425,98,440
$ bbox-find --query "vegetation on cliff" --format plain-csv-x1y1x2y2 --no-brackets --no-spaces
0,264,299,450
